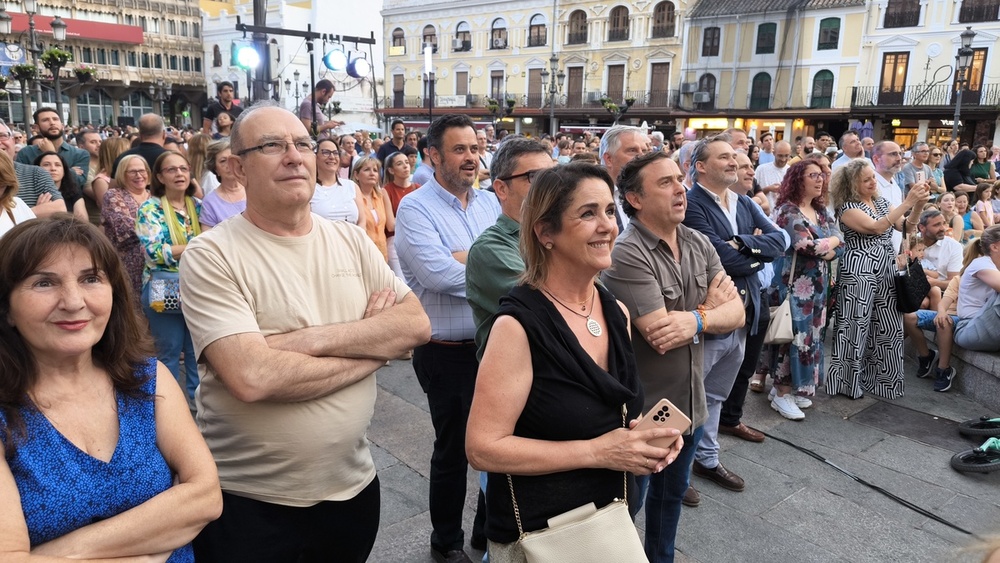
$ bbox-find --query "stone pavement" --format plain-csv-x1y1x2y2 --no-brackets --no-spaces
367,353,1000,563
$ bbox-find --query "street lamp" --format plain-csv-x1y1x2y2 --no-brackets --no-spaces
43,16,69,122
148,78,172,122
424,44,435,125
951,26,976,142
539,53,565,137
284,69,303,110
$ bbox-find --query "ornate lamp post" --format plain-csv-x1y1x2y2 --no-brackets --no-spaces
149,78,172,122
424,44,435,125
0,4,67,121
951,26,976,142
285,69,304,110
539,53,564,137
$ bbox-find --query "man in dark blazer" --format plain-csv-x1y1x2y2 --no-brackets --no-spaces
682,136,786,493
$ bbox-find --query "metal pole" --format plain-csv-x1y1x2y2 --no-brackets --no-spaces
951,55,963,142
548,60,557,137
427,72,434,125
53,72,62,121
28,14,41,110
18,77,30,131
308,33,317,137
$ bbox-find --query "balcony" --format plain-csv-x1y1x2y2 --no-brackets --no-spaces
850,84,1000,108
651,24,675,39
607,28,629,42
567,31,587,45
959,2,1000,23
884,8,920,28
562,89,680,109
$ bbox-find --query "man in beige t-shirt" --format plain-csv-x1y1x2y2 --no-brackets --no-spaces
180,103,430,562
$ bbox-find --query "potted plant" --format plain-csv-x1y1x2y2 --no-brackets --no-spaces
0,75,7,90
10,64,38,82
74,64,97,83
40,47,73,71
485,97,501,114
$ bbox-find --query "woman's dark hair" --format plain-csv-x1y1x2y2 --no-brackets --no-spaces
519,162,615,286
150,151,196,198
383,151,407,184
777,160,826,212
973,144,988,164
945,149,977,171
0,216,154,455
32,151,80,203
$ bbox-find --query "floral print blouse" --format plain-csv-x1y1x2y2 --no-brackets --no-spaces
135,196,202,285
101,188,146,298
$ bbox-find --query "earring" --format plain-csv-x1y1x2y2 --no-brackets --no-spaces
544,242,553,250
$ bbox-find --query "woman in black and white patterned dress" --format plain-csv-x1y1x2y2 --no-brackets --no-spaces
827,159,929,399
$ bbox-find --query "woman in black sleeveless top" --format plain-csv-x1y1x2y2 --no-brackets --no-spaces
466,163,684,559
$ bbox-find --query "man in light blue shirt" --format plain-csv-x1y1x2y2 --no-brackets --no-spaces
395,113,500,563
411,136,435,185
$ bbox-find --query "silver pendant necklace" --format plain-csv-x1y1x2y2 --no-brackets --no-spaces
542,286,603,337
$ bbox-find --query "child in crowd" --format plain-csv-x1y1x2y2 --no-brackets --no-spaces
910,233,942,311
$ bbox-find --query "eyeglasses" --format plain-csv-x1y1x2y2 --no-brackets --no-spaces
319,149,338,158
499,169,544,183
0,132,12,141
931,153,942,156
237,139,317,157
126,169,148,176
161,165,190,175
806,172,831,180
912,149,929,153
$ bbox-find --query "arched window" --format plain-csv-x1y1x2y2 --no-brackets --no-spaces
756,23,776,54
811,70,835,108
702,27,720,56
884,0,920,27
818,18,840,50
423,25,438,52
608,6,630,42
212,44,221,67
750,72,771,109
698,73,716,109
455,21,471,52
392,28,405,48
652,2,676,38
529,14,547,47
568,10,588,44
491,18,508,49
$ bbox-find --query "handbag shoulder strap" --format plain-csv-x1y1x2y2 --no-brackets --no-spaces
507,404,629,538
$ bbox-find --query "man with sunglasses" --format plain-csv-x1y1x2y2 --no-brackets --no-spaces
181,102,431,561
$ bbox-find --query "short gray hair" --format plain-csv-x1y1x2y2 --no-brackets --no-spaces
490,136,549,183
599,125,646,163
918,208,942,227
651,131,664,142
688,135,729,183
205,138,232,180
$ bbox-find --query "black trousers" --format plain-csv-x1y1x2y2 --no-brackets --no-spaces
193,476,380,563
413,340,479,553
720,297,769,428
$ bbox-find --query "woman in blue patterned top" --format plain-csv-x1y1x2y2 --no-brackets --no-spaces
0,216,220,561
136,151,203,399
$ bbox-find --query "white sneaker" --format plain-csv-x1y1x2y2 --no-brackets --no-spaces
769,387,813,409
771,393,805,420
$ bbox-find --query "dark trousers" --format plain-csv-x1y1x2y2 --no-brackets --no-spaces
192,476,380,563
720,298,769,428
638,426,705,563
413,340,479,553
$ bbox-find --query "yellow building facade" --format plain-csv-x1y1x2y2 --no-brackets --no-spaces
380,0,692,135
681,0,866,141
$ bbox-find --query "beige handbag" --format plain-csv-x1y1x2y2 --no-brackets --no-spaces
764,250,797,345
508,406,649,563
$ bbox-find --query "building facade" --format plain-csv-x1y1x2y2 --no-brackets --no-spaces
0,0,206,129
201,0,384,130
681,0,866,141
380,0,692,136
850,0,1000,148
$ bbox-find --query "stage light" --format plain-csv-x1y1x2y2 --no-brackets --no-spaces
323,48,347,72
347,52,371,78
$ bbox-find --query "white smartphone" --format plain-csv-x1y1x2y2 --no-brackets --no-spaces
632,398,692,449
915,170,925,183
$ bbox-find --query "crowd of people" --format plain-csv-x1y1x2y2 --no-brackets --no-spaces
1,96,999,563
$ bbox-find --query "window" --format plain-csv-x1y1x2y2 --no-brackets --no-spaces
139,16,146,31
818,18,840,50
697,73,716,109
884,0,920,27
491,18,508,49
124,14,134,26
749,72,771,109
149,18,159,33
141,53,150,68
652,2,676,38
111,50,120,65
154,54,163,69
879,51,909,104
568,10,587,44
169,55,178,70
649,62,671,106
702,27,720,57
212,45,222,67
960,0,1000,23
490,69,505,98
528,14,547,47
608,64,625,98
392,28,405,48
81,47,93,63
193,23,200,38
455,21,471,52
811,70,834,108
456,71,469,96
181,21,188,37
128,51,137,67
423,25,438,52
194,57,201,72
756,23,776,54
608,7,629,42
97,48,107,65
183,56,191,72
168,20,176,35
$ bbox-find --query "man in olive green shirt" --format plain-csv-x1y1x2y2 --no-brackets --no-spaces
466,137,557,360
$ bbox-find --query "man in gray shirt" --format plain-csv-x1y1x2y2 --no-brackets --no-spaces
901,141,942,196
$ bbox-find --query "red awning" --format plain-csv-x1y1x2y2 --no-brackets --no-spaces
8,12,143,45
